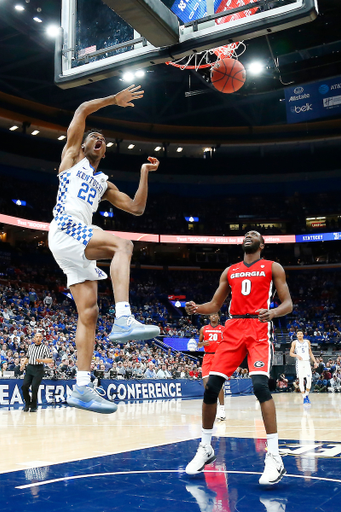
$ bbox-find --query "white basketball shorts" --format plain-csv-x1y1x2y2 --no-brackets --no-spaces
296,360,312,379
48,218,107,288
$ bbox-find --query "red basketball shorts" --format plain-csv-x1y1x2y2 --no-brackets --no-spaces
202,354,216,379
209,318,274,379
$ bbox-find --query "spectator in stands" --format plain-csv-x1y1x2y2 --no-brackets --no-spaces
43,293,53,308
144,362,157,379
132,363,144,379
117,361,126,379
276,374,289,392
15,358,26,378
328,374,341,393
0,361,9,377
314,375,328,393
156,364,171,379
189,365,200,380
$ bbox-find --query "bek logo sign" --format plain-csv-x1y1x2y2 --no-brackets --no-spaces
291,103,313,114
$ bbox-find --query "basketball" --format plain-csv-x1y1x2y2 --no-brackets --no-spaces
211,58,246,94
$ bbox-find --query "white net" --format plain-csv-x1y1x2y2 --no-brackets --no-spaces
166,41,246,71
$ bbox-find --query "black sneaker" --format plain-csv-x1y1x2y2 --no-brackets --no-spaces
30,406,38,412
23,404,30,412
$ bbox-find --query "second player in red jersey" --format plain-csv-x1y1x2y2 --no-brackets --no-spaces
198,313,225,420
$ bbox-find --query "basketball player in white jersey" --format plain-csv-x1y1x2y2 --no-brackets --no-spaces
48,85,160,413
290,330,318,405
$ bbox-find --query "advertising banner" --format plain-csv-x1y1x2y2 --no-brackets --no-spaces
296,231,341,243
0,378,253,406
285,75,341,124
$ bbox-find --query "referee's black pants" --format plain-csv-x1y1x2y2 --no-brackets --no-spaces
22,364,44,408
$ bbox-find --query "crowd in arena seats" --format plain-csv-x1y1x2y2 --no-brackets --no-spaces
0,280,204,381
1,261,341,382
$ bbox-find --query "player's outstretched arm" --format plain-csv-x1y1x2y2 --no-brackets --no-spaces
60,85,144,172
102,157,159,215
257,262,293,322
185,268,230,316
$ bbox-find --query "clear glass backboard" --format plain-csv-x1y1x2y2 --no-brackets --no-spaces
55,0,318,88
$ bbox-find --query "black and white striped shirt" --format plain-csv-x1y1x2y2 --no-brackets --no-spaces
27,343,51,365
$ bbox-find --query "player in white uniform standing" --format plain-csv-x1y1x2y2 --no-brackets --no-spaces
48,85,160,414
290,330,317,405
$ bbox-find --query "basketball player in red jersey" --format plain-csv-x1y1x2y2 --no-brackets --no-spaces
198,313,226,420
185,231,293,486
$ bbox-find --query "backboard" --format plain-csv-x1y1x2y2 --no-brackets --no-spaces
55,0,319,88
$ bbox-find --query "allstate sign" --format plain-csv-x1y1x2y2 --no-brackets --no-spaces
285,75,341,124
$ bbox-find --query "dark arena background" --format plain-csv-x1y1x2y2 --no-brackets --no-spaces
1,1,341,511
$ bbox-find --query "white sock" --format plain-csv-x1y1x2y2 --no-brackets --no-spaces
219,404,225,412
267,433,279,456
115,302,131,318
77,371,90,387
201,427,213,446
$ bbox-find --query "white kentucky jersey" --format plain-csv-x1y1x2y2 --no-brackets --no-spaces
295,339,310,361
53,157,108,227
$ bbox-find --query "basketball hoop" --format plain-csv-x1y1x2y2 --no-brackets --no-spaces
166,41,246,71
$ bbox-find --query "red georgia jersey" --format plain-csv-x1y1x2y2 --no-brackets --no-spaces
202,324,224,352
227,259,274,316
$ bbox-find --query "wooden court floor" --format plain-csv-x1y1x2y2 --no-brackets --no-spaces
1,392,341,475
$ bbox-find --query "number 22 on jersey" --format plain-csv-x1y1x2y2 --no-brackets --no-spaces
77,182,97,205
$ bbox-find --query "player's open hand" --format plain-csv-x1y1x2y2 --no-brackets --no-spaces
115,85,144,107
141,157,160,173
256,308,274,323
185,301,198,315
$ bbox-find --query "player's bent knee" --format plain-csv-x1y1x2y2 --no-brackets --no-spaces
115,238,133,255
80,304,99,326
252,375,272,403
203,375,225,405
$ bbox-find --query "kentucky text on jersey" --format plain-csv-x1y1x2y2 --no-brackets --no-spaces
230,271,266,279
76,169,104,194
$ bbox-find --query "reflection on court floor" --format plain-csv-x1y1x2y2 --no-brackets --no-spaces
2,434,341,512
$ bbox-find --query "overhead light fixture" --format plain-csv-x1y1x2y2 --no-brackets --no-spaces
203,147,211,152
248,61,264,75
15,5,25,12
122,72,134,82
12,199,27,206
128,144,135,150
9,126,19,131
135,70,145,78
106,142,114,147
33,17,43,23
31,130,40,136
154,146,162,152
46,25,60,38
176,147,183,152
57,135,66,141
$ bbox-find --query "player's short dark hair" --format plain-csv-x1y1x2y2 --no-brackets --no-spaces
297,329,303,333
82,129,104,143
209,311,221,317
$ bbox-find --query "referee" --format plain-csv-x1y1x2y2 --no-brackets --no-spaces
22,332,53,412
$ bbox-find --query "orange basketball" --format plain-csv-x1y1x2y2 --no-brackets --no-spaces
211,58,246,94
